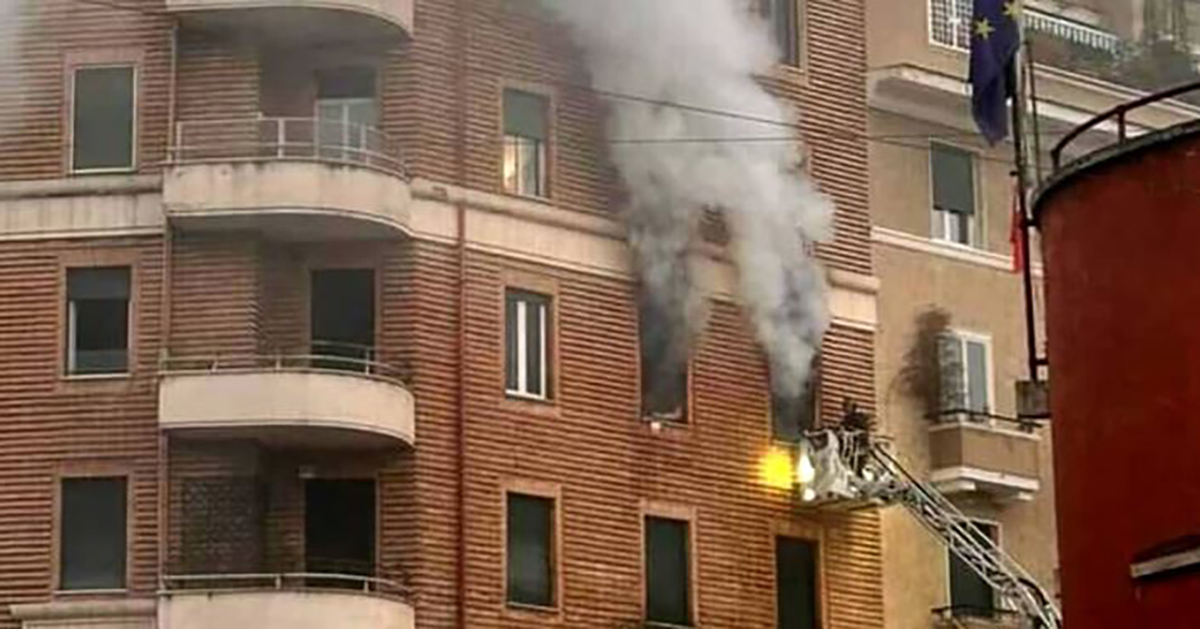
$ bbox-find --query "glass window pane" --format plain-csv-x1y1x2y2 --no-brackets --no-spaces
61,478,127,590
931,144,975,216
507,494,554,606
73,67,135,171
68,268,130,375
967,340,989,413
776,537,819,629
645,517,690,625
505,292,520,392
938,335,966,412
503,90,548,141
525,300,544,397
949,522,997,617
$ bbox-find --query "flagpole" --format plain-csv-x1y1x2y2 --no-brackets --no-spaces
1010,19,1042,384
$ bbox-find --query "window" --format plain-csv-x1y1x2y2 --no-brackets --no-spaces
71,66,136,172
938,332,991,415
505,289,552,400
60,477,127,590
316,67,378,161
66,267,130,375
639,299,689,422
930,0,974,49
949,521,999,618
506,493,556,607
502,89,549,197
931,143,977,246
772,367,819,442
645,516,691,626
776,537,820,629
305,479,375,581
762,0,800,66
310,269,375,372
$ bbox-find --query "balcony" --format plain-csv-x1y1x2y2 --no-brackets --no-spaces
928,413,1041,501
164,117,412,241
158,349,415,449
164,0,413,44
160,574,414,629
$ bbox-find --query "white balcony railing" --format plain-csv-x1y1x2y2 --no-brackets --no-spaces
930,0,1122,53
1025,7,1122,53
169,117,407,177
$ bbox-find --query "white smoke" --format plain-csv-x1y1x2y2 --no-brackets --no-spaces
546,0,834,397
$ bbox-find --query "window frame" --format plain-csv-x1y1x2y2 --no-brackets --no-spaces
504,289,553,401
501,480,563,617
938,329,996,417
763,0,807,69
929,142,981,248
944,518,1003,619
67,63,139,175
641,502,699,627
53,462,134,594
499,84,554,200
58,250,139,385
499,270,559,410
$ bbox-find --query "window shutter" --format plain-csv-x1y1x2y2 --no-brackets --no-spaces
61,478,127,590
938,335,966,412
68,268,130,300
645,517,691,625
504,293,519,391
507,494,554,606
932,144,975,215
504,90,548,141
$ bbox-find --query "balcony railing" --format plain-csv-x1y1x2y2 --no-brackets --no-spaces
160,344,410,385
162,571,410,598
1026,7,1122,53
169,117,407,177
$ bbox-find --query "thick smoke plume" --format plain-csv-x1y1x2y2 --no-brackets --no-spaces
547,0,834,397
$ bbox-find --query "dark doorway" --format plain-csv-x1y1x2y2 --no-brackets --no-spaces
304,479,376,580
310,269,375,371
776,536,820,629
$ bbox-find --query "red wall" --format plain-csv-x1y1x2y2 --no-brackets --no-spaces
1037,129,1200,628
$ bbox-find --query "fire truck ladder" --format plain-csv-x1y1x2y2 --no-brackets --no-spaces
806,427,1062,629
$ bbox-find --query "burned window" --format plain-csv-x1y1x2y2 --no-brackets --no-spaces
949,521,999,618
502,89,549,197
305,479,376,578
931,143,977,246
61,477,127,590
505,289,552,400
772,367,818,442
938,332,991,415
776,536,820,629
639,299,689,422
645,516,691,626
72,66,135,172
762,0,800,66
66,267,130,375
506,493,556,607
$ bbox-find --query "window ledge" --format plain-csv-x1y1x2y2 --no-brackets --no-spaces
63,373,132,381
12,595,151,620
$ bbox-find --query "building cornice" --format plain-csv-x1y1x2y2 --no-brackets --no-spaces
873,226,1043,276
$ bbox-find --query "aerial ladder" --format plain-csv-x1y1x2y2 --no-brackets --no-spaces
799,416,1062,629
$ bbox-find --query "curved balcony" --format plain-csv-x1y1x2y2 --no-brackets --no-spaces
160,573,413,629
164,0,413,44
164,117,412,241
158,349,415,449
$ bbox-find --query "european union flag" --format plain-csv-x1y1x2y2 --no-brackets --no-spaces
970,0,1022,144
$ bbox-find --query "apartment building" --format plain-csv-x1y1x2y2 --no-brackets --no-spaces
0,1,882,628
866,0,1200,626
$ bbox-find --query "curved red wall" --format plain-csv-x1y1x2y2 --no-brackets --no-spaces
1037,130,1200,628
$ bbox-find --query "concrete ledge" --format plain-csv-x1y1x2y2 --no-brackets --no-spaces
165,0,413,39
159,370,415,448
10,598,156,629
159,589,413,629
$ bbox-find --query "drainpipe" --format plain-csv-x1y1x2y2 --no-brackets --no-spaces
455,200,468,627
157,19,180,594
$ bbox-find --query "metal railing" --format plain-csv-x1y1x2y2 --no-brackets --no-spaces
1025,7,1122,53
170,116,407,177
160,342,410,384
1051,79,1200,169
161,571,410,599
927,408,1043,433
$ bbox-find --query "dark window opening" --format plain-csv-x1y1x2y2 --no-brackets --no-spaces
762,0,800,66
61,477,127,590
503,89,549,197
506,493,555,607
645,516,691,626
310,269,376,372
67,267,130,375
316,67,379,162
305,479,376,581
772,366,819,442
949,521,998,618
72,66,135,172
639,299,689,422
505,290,552,400
776,536,820,629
